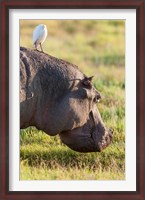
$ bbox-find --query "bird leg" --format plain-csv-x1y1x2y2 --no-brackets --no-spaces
40,43,43,52
34,43,38,51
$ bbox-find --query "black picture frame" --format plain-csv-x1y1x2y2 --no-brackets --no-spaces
0,0,145,200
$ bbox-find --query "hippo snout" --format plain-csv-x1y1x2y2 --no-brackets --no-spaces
59,108,113,153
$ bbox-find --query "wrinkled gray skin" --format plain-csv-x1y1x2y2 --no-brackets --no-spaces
20,47,112,152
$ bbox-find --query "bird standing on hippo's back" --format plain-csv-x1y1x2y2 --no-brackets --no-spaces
32,24,48,52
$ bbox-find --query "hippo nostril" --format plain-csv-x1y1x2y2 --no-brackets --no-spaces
110,128,113,134
109,129,113,138
97,93,101,100
94,93,101,103
93,96,98,103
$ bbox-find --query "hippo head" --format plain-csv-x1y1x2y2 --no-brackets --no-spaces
59,76,113,152
20,47,113,153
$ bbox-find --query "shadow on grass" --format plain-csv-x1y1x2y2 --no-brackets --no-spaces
20,145,125,171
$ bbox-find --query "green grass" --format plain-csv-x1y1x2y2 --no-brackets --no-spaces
20,126,125,180
20,20,125,180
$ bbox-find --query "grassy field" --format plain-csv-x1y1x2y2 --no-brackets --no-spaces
20,20,125,180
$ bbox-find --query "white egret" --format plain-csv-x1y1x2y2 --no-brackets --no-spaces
32,24,48,52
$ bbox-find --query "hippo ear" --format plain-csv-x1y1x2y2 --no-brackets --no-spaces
88,76,94,82
82,76,94,87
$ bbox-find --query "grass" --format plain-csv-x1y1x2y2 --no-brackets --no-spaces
20,20,125,180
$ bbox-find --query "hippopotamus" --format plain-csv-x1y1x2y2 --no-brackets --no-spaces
20,47,112,152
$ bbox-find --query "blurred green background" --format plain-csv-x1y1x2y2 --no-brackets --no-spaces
20,20,125,180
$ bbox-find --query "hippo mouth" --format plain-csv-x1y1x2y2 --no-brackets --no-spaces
59,110,113,153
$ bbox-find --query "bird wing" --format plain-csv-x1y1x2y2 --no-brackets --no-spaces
32,25,43,45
